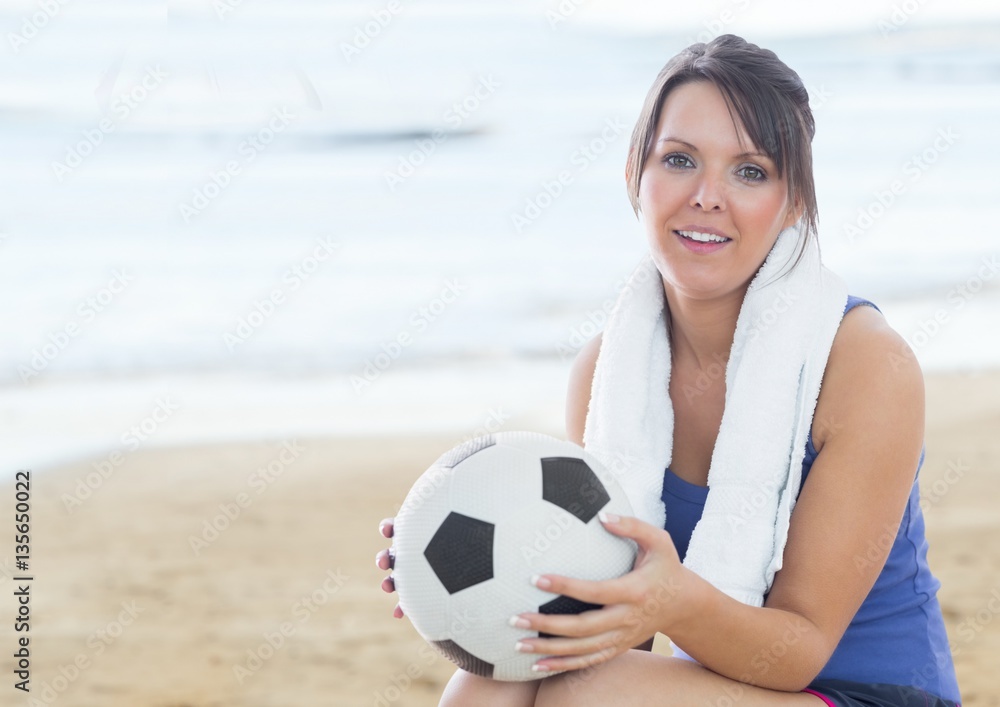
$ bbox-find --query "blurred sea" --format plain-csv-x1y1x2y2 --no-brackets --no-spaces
2,0,998,471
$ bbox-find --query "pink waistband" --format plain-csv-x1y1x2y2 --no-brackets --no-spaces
802,688,837,707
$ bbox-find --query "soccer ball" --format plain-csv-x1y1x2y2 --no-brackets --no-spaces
392,431,637,681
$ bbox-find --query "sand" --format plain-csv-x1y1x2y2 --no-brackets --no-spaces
1,370,998,707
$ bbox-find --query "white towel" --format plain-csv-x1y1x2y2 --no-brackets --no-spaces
582,223,847,608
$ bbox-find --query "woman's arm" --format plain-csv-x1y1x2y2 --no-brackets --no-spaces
666,305,925,688
566,332,602,446
537,306,923,689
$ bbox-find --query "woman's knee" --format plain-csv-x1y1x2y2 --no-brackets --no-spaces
535,652,696,705
535,652,819,707
439,669,541,707
536,659,626,705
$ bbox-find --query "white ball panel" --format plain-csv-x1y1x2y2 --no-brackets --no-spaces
447,446,541,523
446,567,539,664
502,500,635,584
494,430,583,457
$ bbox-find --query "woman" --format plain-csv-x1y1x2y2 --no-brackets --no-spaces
377,34,961,706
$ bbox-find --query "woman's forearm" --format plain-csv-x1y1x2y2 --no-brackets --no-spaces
661,567,832,691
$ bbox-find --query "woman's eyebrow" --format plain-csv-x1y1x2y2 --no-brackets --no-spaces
735,150,771,161
656,136,697,150
656,137,771,162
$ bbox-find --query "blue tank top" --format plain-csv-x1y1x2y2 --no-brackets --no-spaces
661,295,961,703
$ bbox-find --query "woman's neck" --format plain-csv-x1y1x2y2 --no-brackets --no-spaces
663,280,746,372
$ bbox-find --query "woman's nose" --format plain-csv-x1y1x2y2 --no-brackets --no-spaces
689,172,726,211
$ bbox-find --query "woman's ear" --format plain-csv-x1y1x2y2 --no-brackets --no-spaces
782,197,804,230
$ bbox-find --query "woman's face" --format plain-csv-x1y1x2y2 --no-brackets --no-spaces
637,80,799,301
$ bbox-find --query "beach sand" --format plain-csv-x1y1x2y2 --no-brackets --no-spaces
1,370,998,706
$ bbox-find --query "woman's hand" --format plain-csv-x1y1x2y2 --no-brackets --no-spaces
510,512,692,673
375,517,405,619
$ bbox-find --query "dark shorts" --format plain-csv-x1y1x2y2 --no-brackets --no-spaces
804,679,960,707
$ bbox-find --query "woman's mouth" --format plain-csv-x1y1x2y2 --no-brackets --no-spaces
674,229,732,254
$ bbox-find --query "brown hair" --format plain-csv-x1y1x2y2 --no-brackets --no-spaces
625,34,817,270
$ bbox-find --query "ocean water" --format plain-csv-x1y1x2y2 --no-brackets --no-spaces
2,1,999,471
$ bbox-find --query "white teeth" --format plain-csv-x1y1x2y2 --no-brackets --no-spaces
678,230,729,243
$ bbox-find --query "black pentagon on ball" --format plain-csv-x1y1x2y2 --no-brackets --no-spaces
431,639,494,678
540,457,611,524
424,512,495,594
537,595,604,639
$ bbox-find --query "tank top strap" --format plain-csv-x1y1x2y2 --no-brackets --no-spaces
844,294,881,316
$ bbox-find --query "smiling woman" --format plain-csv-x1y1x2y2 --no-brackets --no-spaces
634,80,801,303
377,34,963,707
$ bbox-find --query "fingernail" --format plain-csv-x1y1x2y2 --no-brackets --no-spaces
532,663,551,672
531,574,552,589
598,511,620,524
508,615,530,629
515,641,533,653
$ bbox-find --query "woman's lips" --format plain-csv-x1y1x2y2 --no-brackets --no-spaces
674,229,731,254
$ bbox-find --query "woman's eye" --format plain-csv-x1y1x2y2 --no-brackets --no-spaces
663,154,693,168
738,165,766,182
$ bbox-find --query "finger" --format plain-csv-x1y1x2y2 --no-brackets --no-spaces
531,572,634,607
598,512,670,552
512,602,629,639
532,645,621,674
375,548,395,571
379,518,395,538
393,603,404,619
517,628,625,660
381,575,395,594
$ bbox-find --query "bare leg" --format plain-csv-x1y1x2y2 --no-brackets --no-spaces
439,670,542,707
535,651,828,707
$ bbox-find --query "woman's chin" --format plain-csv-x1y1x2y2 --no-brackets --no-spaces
657,271,748,303
650,253,760,303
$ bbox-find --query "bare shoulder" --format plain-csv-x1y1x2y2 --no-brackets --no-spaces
811,302,924,455
565,333,603,446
